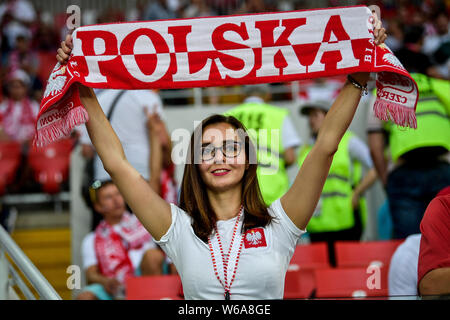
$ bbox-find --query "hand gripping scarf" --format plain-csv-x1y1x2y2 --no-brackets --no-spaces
34,6,418,147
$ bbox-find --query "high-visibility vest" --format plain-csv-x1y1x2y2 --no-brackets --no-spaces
385,73,450,162
225,103,289,205
297,131,367,233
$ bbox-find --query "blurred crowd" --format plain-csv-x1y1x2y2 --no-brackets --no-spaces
0,0,448,210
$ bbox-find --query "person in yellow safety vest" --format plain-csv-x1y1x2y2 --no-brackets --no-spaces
225,84,302,206
367,73,450,240
298,99,377,267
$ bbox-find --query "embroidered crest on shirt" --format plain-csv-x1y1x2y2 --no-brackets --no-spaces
244,228,267,249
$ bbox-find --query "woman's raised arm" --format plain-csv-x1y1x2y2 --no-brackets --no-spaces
281,9,386,230
58,35,172,240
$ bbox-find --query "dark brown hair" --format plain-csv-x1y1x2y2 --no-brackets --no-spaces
179,114,272,242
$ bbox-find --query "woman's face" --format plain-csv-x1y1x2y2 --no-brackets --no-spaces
198,123,247,193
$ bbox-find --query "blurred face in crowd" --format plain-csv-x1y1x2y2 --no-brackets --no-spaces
198,123,247,194
436,13,449,35
8,79,28,101
307,108,327,136
94,183,126,222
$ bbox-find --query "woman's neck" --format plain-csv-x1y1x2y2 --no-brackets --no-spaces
207,186,242,221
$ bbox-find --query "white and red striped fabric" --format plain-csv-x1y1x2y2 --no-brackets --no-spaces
34,6,418,147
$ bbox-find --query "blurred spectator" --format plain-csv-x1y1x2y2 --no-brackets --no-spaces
226,83,302,206
0,0,36,52
146,105,178,275
32,22,59,53
78,89,168,230
388,233,421,297
394,25,444,79
79,89,166,186
146,106,178,205
97,6,126,24
0,69,38,143
418,186,450,297
424,11,450,79
77,181,165,300
423,11,450,56
4,34,42,101
367,73,450,239
0,69,39,193
235,0,269,14
384,19,404,52
211,0,240,15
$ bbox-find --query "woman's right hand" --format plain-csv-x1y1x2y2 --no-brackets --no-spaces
56,34,73,65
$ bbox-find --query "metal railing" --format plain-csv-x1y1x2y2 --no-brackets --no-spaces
0,224,61,300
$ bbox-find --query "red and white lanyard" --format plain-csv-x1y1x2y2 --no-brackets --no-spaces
208,206,244,300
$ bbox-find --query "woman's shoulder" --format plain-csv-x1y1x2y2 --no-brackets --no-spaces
169,203,193,224
267,198,306,236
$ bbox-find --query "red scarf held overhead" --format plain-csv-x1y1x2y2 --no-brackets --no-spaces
34,6,419,147
94,212,151,282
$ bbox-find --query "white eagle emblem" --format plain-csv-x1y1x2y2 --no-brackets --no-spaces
382,53,405,70
246,230,262,245
44,64,67,98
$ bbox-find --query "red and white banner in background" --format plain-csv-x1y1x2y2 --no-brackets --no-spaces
34,5,418,147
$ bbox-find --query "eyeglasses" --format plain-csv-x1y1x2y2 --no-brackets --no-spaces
201,140,243,161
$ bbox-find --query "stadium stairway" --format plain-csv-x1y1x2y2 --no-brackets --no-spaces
9,210,72,300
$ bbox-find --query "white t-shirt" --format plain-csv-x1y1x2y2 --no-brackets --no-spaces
155,198,306,300
388,234,421,297
81,226,157,271
79,89,164,181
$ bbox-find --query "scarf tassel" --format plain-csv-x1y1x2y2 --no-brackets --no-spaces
33,106,89,147
373,98,417,129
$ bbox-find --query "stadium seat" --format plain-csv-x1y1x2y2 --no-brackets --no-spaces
334,240,403,268
126,275,184,300
28,139,74,194
284,269,316,299
288,242,330,271
0,141,22,195
314,267,389,299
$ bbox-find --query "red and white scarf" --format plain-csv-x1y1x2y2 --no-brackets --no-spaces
1,98,36,141
94,212,151,282
34,6,419,147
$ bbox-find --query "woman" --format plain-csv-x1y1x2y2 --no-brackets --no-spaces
57,12,386,300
